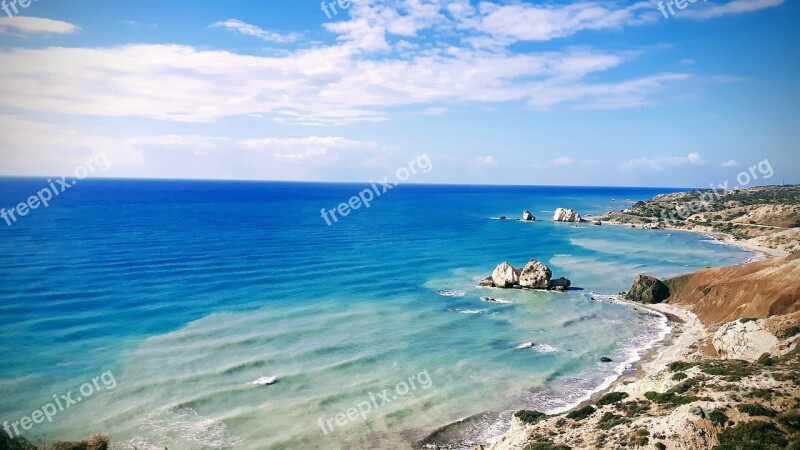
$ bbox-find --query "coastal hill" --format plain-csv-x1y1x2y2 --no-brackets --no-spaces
665,253,800,327
598,185,800,253
487,187,800,450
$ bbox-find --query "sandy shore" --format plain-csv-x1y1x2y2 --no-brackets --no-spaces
603,298,705,396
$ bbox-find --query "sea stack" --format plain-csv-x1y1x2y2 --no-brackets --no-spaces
553,208,582,222
483,260,571,291
522,210,536,221
625,274,670,304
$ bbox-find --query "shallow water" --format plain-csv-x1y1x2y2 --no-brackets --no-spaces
0,181,753,449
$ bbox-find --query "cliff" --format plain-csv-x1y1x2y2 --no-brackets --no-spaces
664,253,800,327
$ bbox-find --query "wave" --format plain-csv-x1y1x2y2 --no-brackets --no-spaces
480,296,513,304
112,407,242,450
437,290,467,297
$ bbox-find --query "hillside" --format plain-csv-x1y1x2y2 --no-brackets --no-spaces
664,253,800,327
598,185,800,253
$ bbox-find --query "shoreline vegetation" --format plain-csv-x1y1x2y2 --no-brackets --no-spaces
477,185,799,450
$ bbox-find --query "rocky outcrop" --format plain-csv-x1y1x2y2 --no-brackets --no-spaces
491,262,521,288
518,259,552,289
547,277,571,291
484,260,569,291
553,208,582,222
625,274,670,304
712,319,780,362
522,210,535,221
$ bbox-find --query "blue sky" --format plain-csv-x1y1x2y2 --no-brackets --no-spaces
0,0,797,187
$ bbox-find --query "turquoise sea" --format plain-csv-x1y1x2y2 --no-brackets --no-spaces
0,180,754,449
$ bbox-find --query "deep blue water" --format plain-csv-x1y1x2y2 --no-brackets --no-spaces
0,180,753,449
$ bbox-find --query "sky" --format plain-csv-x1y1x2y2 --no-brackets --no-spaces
0,0,798,187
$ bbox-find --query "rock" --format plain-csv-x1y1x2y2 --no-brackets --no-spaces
518,259,552,289
499,215,507,220
625,274,670,304
712,319,780,362
479,277,494,287
551,286,567,292
491,262,520,288
553,208,582,222
548,277,571,290
594,221,602,226
522,210,535,221
600,357,613,363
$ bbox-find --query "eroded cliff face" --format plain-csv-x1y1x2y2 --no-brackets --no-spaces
664,253,800,327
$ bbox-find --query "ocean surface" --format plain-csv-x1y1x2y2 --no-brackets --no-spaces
0,180,754,449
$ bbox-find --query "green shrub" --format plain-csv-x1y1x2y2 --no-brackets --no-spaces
596,412,629,430
644,391,699,406
713,421,788,450
669,361,693,372
699,360,758,381
778,410,800,433
566,406,596,421
515,410,548,425
672,372,688,381
757,353,776,366
736,403,778,417
784,326,800,339
708,409,729,426
597,392,629,406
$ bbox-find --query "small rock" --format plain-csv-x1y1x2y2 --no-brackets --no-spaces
499,215,507,220
600,357,613,363
522,210,535,221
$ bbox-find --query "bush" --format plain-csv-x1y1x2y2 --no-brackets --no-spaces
668,361,693,372
515,410,548,425
566,406,596,421
784,326,800,339
736,403,778,417
700,360,758,381
672,372,688,381
757,353,776,366
644,391,699,406
713,421,788,450
596,412,629,430
778,410,800,433
708,409,729,426
597,392,629,406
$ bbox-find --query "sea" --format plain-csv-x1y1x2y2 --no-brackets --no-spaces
0,180,755,449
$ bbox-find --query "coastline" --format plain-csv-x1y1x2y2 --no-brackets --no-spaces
597,219,789,261
475,225,774,449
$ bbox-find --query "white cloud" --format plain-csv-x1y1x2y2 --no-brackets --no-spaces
210,19,300,43
475,155,499,167
0,17,79,35
470,1,655,44
684,0,784,19
723,159,740,168
552,156,575,165
621,153,703,171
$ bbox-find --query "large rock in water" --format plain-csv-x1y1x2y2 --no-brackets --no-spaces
522,210,535,221
712,319,780,362
626,274,670,304
553,208,582,222
518,259,552,289
492,262,520,288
